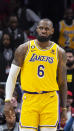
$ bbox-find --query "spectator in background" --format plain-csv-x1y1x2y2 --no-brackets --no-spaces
64,93,74,131
0,100,19,131
0,20,3,40
64,48,74,131
17,6,40,38
0,85,6,130
0,89,21,131
66,48,74,94
3,89,21,131
3,15,27,49
66,92,73,123
0,84,5,101
0,32,14,82
58,8,74,49
11,90,21,122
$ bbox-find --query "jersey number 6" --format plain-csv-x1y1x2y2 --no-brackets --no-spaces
38,65,45,77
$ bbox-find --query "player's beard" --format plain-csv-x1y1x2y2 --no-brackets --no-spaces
36,33,52,42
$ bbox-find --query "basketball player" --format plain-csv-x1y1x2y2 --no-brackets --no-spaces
4,19,67,131
58,8,74,49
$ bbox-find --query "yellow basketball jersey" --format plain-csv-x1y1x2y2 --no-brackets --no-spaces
20,40,59,92
58,20,74,49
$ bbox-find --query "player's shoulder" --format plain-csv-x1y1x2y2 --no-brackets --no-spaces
53,42,65,53
16,39,35,50
15,41,30,54
17,41,30,50
13,41,31,61
13,41,31,66
59,20,64,24
57,45,65,53
57,45,66,59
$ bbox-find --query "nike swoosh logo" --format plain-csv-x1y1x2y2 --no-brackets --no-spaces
50,95,54,98
50,52,55,54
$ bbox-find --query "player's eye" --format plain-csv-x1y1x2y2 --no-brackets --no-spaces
45,28,49,31
39,27,43,30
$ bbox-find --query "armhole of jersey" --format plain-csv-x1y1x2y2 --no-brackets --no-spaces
24,42,30,60
59,22,61,31
59,21,64,31
56,46,59,64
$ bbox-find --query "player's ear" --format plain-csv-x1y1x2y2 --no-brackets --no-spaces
51,28,54,35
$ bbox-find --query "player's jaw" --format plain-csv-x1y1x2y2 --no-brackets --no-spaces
36,33,51,42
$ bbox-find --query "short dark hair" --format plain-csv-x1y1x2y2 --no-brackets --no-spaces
65,47,74,56
38,18,53,27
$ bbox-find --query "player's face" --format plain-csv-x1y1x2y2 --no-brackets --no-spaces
36,20,54,42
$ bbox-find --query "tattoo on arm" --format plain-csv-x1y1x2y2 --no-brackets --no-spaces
12,43,29,67
61,52,67,84
58,49,67,108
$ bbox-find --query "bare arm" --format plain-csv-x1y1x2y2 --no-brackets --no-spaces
57,47,67,108
57,47,68,124
12,42,29,67
5,41,29,101
4,42,30,129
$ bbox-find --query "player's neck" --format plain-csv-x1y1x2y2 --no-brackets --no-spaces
36,40,52,49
